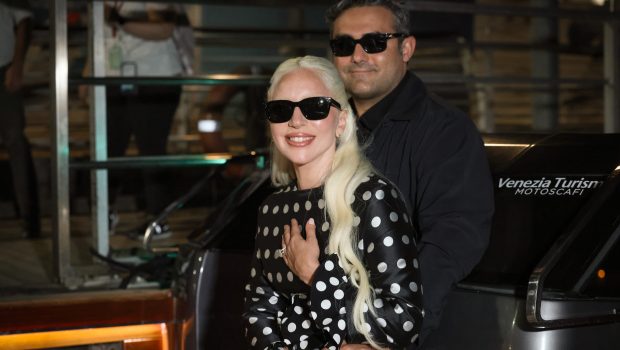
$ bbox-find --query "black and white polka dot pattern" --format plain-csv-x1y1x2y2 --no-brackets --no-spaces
242,174,423,349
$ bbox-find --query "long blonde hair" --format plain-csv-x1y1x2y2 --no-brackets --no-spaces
268,56,381,348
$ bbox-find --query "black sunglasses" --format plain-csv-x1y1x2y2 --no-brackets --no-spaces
265,97,342,123
330,32,408,57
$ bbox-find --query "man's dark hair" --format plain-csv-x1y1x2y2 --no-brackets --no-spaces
325,0,410,36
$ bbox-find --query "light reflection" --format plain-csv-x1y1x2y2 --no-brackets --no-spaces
484,143,531,148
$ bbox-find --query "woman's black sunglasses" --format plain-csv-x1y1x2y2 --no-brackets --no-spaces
265,97,342,123
330,32,408,57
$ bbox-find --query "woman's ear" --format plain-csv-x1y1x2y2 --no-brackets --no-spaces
336,109,347,138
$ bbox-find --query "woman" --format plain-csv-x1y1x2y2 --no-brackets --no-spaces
243,56,423,350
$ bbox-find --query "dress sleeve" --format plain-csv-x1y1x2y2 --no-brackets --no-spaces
243,245,287,349
309,182,424,349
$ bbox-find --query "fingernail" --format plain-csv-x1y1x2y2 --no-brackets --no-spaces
308,218,315,225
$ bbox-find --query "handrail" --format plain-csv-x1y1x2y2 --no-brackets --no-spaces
70,153,232,169
71,74,607,87
72,74,270,86
526,168,620,329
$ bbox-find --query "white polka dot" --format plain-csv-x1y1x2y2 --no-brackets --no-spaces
362,176,370,182
269,296,278,304
273,226,280,236
397,259,407,269
321,300,331,309
367,243,374,253
411,334,419,344
256,249,260,258
363,191,372,201
256,287,264,294
311,311,318,320
323,318,332,325
338,319,346,330
325,260,334,271
248,317,257,324
394,304,404,314
294,306,303,314
383,236,394,246
305,200,312,210
377,262,387,273
316,281,327,291
287,323,297,332
377,318,387,327
389,212,398,222
264,249,270,259
391,189,398,198
267,273,273,282
318,199,325,209
250,268,256,277
373,298,384,308
334,289,344,299
263,227,269,236
404,321,414,332
263,327,272,335
391,283,401,294
358,239,364,250
333,333,341,344
339,307,346,315
322,221,330,232
302,320,311,329
387,335,394,344
375,190,385,200
299,340,308,349
413,258,419,269
362,303,369,313
300,334,308,341
262,205,268,214
363,322,371,332
294,203,300,212
348,194,355,204
251,337,257,346
371,217,381,228
272,205,279,214
353,216,361,227
402,235,410,245
283,204,289,213
404,214,409,223
409,282,418,292
329,277,339,286
287,272,294,281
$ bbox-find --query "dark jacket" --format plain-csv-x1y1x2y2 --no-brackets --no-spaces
357,71,494,346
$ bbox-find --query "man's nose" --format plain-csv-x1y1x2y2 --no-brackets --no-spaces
351,43,368,63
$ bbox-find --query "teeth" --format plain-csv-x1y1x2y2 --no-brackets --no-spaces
289,136,312,142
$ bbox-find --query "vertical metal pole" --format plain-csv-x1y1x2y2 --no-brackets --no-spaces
51,0,71,283
89,2,109,256
530,0,559,131
604,1,619,133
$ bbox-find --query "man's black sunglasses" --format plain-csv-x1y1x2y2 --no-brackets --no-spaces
330,32,408,57
265,97,342,123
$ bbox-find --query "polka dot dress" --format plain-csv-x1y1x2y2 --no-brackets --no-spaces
243,174,423,349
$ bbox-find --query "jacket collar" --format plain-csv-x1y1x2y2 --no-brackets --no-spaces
355,71,428,134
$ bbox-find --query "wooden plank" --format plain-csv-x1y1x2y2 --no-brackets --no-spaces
0,289,174,332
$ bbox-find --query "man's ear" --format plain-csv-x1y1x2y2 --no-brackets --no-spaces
401,35,416,63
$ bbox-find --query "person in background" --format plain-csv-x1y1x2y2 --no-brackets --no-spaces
326,1,494,347
82,2,193,238
243,55,423,349
0,0,40,238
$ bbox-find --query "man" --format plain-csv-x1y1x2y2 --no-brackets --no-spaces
326,0,494,348
0,0,40,238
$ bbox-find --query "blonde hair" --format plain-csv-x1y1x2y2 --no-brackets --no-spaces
268,56,381,348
